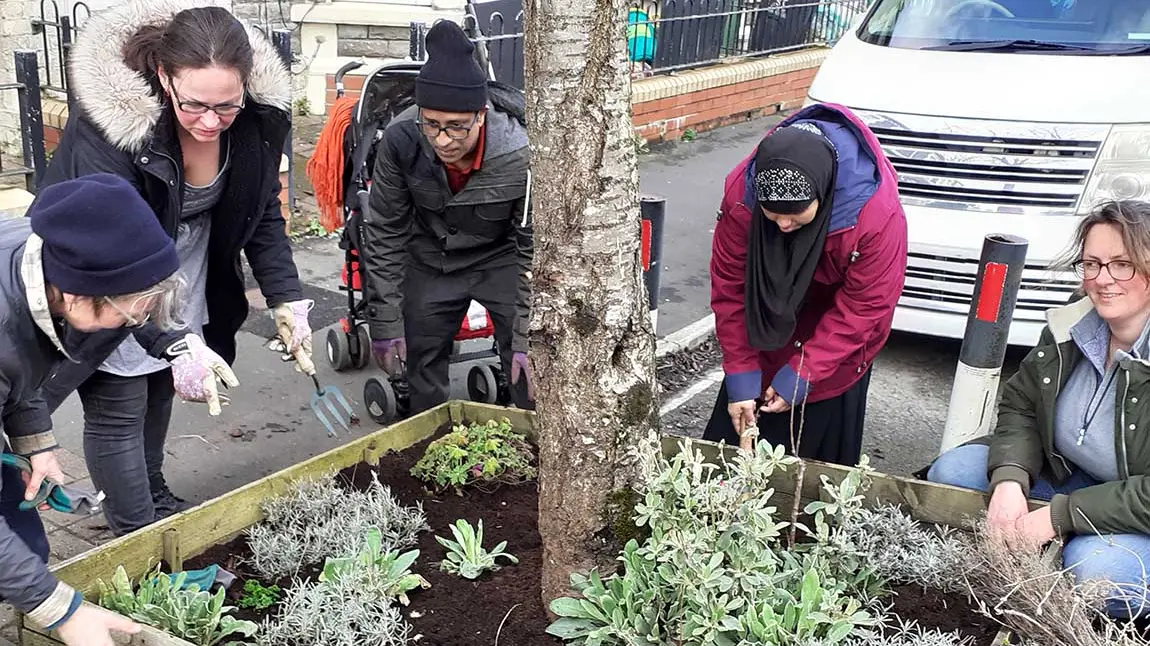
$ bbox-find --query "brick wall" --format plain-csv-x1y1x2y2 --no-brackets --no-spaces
321,48,828,141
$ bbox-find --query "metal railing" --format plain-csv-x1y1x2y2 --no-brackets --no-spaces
0,51,48,193
410,0,871,87
30,0,90,103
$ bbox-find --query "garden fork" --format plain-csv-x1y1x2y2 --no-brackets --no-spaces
268,338,356,437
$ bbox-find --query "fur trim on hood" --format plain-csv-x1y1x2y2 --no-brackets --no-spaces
68,0,292,153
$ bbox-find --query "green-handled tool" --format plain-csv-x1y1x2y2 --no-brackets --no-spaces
0,453,105,515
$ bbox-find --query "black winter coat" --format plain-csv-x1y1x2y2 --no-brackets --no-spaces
38,0,302,372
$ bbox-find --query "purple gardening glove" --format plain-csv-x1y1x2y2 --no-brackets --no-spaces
510,352,535,402
372,338,407,376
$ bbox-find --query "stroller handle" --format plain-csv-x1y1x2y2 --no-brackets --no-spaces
334,59,366,95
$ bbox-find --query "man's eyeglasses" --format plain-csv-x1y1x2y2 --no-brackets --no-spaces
1073,259,1137,281
169,82,245,117
416,113,479,141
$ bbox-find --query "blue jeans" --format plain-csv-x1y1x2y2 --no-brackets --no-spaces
929,444,1150,618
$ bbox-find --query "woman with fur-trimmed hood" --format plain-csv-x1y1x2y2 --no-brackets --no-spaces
38,0,315,537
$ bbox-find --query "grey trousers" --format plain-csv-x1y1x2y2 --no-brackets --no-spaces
403,261,531,414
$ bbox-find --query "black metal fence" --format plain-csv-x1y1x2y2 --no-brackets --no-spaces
413,0,871,89
31,0,90,104
0,51,47,193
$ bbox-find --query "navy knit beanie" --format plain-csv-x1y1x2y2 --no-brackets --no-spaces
415,20,488,112
30,174,179,296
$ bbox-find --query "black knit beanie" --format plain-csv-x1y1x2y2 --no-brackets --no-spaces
416,20,488,112
30,173,179,296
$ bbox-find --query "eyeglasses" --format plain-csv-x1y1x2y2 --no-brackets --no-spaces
169,81,245,117
416,112,479,141
1073,259,1137,281
101,296,151,328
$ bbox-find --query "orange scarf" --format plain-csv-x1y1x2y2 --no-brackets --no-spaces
306,95,358,233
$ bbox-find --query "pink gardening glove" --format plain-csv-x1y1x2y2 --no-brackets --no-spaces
166,334,239,416
272,300,314,372
511,352,535,402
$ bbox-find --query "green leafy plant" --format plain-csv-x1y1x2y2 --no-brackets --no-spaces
545,440,887,646
435,518,518,580
97,563,257,646
238,579,280,611
411,417,536,493
318,526,430,606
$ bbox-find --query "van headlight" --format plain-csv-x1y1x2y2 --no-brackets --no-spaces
1078,125,1150,214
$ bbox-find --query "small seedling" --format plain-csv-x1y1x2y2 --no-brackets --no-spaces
238,579,280,611
436,518,518,580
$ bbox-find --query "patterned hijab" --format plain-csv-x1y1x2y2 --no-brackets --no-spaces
745,124,838,351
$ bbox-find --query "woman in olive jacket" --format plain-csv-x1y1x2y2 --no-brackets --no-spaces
929,200,1150,618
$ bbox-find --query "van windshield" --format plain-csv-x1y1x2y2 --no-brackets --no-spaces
859,0,1150,53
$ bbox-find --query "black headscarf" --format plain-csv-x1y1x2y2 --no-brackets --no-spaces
745,125,838,351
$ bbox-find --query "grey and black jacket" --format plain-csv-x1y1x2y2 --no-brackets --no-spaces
0,218,109,630
360,85,532,351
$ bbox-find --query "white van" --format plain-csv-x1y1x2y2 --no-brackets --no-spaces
806,0,1150,347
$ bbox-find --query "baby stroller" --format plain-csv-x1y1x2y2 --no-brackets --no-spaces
321,59,514,424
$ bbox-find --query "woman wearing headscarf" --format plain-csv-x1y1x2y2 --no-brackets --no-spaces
704,103,908,465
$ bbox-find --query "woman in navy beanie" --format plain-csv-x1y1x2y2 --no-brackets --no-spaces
0,173,183,646
37,0,312,536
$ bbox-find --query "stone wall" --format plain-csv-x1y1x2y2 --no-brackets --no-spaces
0,0,38,162
336,24,410,59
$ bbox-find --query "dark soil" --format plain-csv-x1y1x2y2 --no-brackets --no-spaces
184,421,1003,645
888,583,1001,643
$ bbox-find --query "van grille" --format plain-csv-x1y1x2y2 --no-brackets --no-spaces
901,252,1079,322
854,111,1109,216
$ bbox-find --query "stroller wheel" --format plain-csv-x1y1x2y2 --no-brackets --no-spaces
490,365,513,406
353,325,372,370
326,328,352,372
467,364,499,404
363,377,397,424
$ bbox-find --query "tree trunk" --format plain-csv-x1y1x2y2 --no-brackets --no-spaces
523,0,661,608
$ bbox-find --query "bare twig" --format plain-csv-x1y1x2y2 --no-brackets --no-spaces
494,603,521,646
787,347,808,547
177,434,219,451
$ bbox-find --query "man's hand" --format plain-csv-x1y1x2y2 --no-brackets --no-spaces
167,334,239,416
510,352,535,402
987,481,1030,530
273,300,314,372
372,338,407,376
23,451,65,511
54,604,141,646
759,386,791,414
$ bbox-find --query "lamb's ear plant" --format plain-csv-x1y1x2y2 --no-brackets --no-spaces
97,563,258,646
436,518,518,579
318,526,430,606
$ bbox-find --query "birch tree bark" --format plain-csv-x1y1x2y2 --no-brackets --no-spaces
523,0,661,607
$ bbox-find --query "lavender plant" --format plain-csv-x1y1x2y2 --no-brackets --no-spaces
244,471,428,580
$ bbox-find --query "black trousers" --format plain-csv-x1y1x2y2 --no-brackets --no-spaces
403,261,532,414
702,368,872,467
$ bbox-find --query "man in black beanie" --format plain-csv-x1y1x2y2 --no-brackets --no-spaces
361,19,535,413
0,173,189,646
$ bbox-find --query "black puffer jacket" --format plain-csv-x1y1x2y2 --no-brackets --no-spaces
39,0,302,369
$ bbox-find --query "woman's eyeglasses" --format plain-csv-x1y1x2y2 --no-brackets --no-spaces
169,82,245,117
1073,259,1137,281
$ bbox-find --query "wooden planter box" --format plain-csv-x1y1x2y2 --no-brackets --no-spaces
21,401,1019,645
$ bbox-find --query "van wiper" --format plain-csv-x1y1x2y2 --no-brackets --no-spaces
926,39,1095,52
926,39,1150,55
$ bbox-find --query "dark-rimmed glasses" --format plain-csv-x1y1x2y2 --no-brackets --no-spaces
1073,259,1137,281
416,112,479,141
169,82,245,117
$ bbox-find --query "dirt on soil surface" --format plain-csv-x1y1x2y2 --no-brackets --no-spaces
185,423,1001,645
888,583,1001,643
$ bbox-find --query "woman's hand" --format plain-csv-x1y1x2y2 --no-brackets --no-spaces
23,451,66,511
54,604,140,646
987,481,1030,530
728,400,757,450
1012,506,1057,546
759,386,791,414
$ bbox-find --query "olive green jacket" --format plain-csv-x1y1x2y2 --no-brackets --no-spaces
989,297,1150,537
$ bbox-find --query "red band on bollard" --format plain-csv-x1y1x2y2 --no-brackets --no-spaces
641,219,652,270
976,262,1008,322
